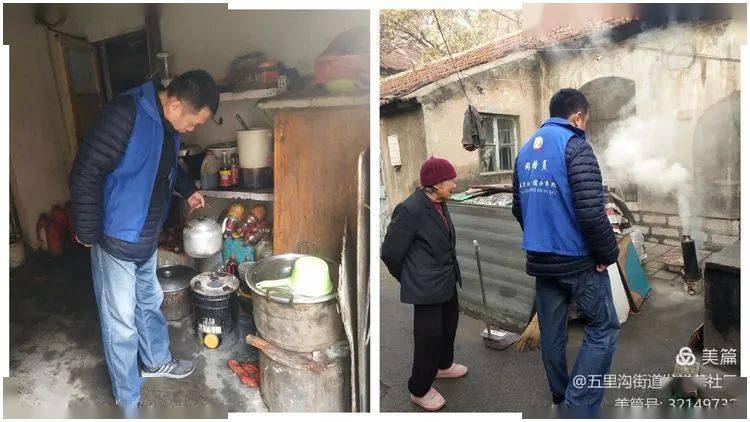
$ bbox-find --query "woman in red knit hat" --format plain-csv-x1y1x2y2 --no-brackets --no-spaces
381,156,467,411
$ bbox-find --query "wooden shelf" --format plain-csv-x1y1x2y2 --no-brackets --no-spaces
219,76,287,102
258,91,368,110
199,189,274,201
219,87,281,102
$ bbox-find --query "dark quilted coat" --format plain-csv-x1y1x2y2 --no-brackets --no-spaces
68,86,196,262
512,136,619,276
382,188,462,305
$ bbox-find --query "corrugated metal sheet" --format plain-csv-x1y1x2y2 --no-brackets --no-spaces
450,202,535,332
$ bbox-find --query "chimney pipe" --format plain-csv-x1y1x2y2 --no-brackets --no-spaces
681,234,701,295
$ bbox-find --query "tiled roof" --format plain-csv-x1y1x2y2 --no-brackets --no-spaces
380,48,420,73
380,18,632,103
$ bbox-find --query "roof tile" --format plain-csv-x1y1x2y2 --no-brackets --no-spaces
381,18,631,103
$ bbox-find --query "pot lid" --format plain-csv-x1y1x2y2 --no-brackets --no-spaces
190,271,240,296
157,265,198,292
179,143,204,157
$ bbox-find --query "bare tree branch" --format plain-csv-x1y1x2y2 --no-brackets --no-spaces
380,9,522,73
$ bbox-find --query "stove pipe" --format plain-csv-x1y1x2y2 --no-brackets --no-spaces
681,235,701,280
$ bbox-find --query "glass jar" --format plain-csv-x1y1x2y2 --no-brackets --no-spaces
257,62,279,88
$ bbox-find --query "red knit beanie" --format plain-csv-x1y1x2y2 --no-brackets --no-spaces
420,156,457,187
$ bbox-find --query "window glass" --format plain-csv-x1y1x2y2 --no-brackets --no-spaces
478,114,518,173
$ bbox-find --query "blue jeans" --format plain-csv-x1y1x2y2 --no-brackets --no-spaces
91,245,172,407
535,267,620,408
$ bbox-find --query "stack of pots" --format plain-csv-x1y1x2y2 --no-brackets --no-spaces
245,254,349,412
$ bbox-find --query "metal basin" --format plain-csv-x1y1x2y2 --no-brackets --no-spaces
247,254,344,352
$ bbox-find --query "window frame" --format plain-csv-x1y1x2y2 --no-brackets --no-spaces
478,114,519,176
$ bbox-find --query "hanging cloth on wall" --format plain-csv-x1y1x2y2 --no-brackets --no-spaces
462,105,486,151
430,11,486,153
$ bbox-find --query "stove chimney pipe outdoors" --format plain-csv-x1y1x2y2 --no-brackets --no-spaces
681,234,701,295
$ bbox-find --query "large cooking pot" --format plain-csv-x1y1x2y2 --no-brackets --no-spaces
259,341,350,412
247,254,345,353
157,265,197,321
183,216,223,258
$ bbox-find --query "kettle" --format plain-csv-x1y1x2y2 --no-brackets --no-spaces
183,216,223,258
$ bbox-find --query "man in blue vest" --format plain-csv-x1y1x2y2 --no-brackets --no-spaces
69,71,218,408
512,88,620,410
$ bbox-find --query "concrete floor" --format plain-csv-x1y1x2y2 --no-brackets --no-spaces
5,248,265,417
380,263,707,414
641,241,714,283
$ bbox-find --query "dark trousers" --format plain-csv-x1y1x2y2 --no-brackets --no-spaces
536,268,620,408
408,288,459,397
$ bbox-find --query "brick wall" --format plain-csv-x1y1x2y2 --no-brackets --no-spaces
627,202,739,251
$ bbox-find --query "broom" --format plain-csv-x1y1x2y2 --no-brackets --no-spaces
514,302,540,351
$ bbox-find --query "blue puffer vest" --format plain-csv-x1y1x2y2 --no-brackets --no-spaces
101,81,180,243
516,117,589,257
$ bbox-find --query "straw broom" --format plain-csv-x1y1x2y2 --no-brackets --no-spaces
514,302,540,351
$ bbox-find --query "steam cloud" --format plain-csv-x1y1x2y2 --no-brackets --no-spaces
601,116,703,246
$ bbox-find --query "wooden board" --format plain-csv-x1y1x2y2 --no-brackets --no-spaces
272,106,369,261
617,235,651,312
607,263,630,324
468,183,513,192
337,224,356,412
623,242,651,298
355,151,369,412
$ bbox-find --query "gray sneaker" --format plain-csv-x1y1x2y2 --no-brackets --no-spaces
141,359,194,379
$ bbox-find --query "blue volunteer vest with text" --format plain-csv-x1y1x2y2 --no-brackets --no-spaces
101,81,180,243
516,117,589,257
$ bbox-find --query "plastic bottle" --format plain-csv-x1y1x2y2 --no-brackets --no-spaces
200,151,220,190
230,153,241,187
